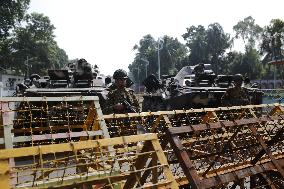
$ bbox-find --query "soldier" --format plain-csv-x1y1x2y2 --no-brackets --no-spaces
193,63,205,86
193,63,205,75
103,69,140,114
221,74,250,106
168,77,179,96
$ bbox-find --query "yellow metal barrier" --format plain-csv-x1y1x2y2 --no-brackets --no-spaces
0,133,178,189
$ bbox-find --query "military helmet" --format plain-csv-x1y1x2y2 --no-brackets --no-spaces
233,74,244,82
198,63,205,68
113,69,128,79
78,58,87,64
30,74,40,81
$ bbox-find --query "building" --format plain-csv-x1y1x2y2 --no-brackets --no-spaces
0,74,25,97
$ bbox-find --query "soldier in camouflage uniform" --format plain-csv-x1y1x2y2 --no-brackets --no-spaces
193,63,205,86
221,74,250,106
103,69,140,114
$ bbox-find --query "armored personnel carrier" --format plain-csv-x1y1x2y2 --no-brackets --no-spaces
16,59,110,108
142,64,263,111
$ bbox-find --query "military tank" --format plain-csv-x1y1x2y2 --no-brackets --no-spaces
142,64,263,111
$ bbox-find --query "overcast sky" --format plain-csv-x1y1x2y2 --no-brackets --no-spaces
29,0,284,76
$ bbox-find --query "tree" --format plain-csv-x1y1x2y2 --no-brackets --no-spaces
0,0,30,72
261,19,284,61
0,0,30,39
0,3,69,76
206,23,231,73
130,34,187,83
260,19,284,79
130,34,156,83
231,17,263,79
182,23,231,73
233,16,263,49
10,13,68,75
182,25,208,64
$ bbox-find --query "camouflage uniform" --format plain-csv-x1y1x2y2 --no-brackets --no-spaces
193,63,205,86
221,87,250,106
103,87,140,114
193,63,205,75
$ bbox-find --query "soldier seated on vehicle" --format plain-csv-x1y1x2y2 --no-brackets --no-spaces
30,74,41,88
193,63,205,75
103,69,140,114
221,74,250,106
193,63,205,86
168,77,179,96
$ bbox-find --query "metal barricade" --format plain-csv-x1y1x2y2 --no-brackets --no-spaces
0,96,109,149
0,133,178,189
102,104,284,187
166,114,284,188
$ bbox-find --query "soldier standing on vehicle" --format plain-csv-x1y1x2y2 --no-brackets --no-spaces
221,74,250,106
103,69,140,114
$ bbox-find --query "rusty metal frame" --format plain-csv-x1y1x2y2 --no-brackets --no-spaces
103,103,284,119
102,104,284,137
101,103,284,186
166,115,284,189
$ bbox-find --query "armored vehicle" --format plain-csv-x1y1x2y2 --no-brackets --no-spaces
17,59,109,107
13,59,111,146
142,64,263,111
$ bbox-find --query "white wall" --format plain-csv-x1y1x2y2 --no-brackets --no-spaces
0,74,25,97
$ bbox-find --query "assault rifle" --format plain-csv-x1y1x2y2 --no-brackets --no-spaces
122,100,147,134
122,100,137,113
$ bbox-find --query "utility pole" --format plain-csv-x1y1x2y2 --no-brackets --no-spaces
141,58,149,78
25,56,29,78
133,67,140,92
156,38,164,80
24,56,36,78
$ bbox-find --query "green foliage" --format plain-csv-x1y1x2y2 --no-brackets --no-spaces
0,11,69,76
11,13,68,75
259,19,284,79
261,19,284,61
130,20,269,82
242,48,262,79
182,25,208,64
182,23,231,74
129,34,188,83
233,16,263,49
206,23,231,73
0,0,30,39
229,49,262,79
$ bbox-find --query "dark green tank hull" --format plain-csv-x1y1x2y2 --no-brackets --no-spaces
142,87,263,111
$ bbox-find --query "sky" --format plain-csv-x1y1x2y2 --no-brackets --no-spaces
29,0,284,76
